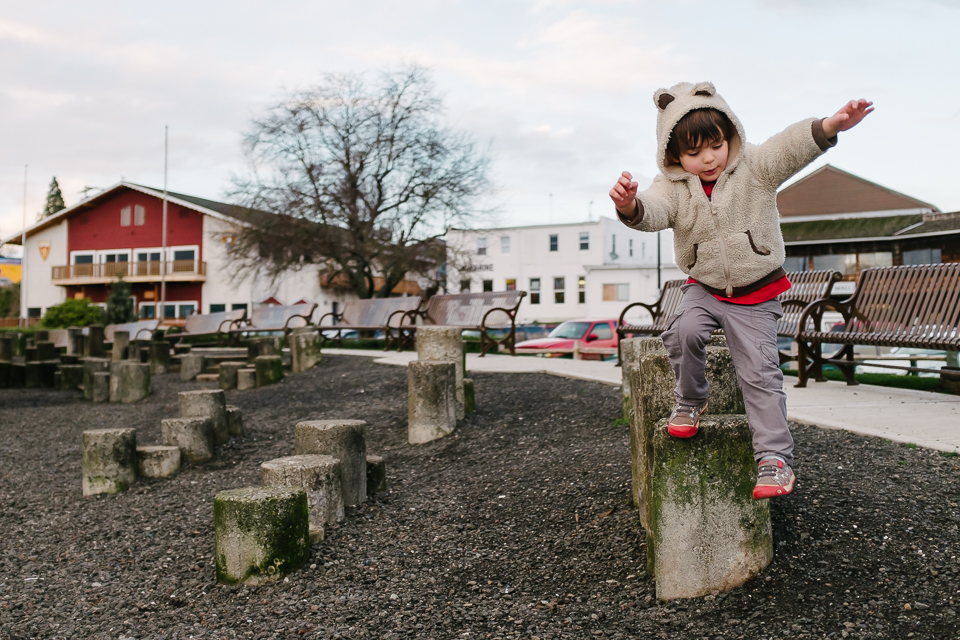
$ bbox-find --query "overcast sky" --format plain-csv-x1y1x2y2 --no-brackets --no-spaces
1,0,957,249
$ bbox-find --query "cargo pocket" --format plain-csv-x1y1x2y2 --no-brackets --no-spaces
756,338,782,385
661,309,686,359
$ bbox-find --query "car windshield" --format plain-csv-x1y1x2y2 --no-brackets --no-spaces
548,321,591,339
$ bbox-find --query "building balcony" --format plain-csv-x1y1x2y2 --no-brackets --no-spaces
51,260,206,285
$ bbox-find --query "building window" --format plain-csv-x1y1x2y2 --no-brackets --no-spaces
813,254,857,277
27,307,42,318
134,205,145,226
139,303,155,319
629,238,633,257
578,277,586,304
501,236,510,254
180,303,196,317
482,279,493,292
210,304,226,313
903,248,942,265
549,234,558,252
460,279,471,293
603,284,629,301
120,206,131,227
231,303,248,312
529,278,540,304
858,252,893,270
477,237,487,256
163,304,177,319
783,257,808,273
554,277,565,304
505,278,516,291
173,249,195,261
579,232,589,250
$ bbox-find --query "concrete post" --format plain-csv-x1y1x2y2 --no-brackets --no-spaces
417,326,465,419
407,361,457,444
226,405,245,437
149,341,170,375
219,361,246,390
84,325,105,358
650,416,773,600
24,362,40,388
255,355,284,387
35,341,56,361
291,328,322,373
9,363,25,388
237,368,257,390
294,419,367,506
366,455,387,494
111,330,130,361
136,446,181,477
82,428,137,496
0,361,9,388
82,358,111,400
463,378,476,413
179,389,229,446
92,371,110,402
0,334,14,361
180,353,206,381
260,455,345,526
66,327,84,357
59,364,84,391
110,361,151,403
161,417,216,463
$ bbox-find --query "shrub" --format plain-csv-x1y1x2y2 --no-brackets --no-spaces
40,298,105,328
105,277,137,324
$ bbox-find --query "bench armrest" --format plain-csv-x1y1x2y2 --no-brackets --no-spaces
316,311,342,327
618,301,659,328
796,297,853,337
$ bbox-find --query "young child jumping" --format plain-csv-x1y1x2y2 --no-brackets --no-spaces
609,81,872,499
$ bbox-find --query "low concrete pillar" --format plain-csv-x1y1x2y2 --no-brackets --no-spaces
60,354,79,365
9,363,25,388
0,361,9,388
82,428,137,496
137,445,181,477
219,361,245,390
25,346,37,362
407,361,457,444
247,337,278,361
180,353,205,381
132,339,151,362
161,417,215,463
294,419,367,506
110,361,151,403
366,455,387,494
290,328,322,373
25,362,40,388
112,330,130,361
92,371,110,403
214,487,310,585
237,368,257,391
82,357,111,400
66,327,83,357
149,341,171,375
255,355,284,387
650,415,773,600
36,341,56,361
226,405,245,437
179,389,229,446
59,364,85,391
39,361,58,388
417,325,465,420
463,378,476,413
261,455,344,526
0,334,14,361
54,370,61,389
34,330,49,341
84,324,105,358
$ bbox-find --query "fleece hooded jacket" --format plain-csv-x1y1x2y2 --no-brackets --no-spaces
619,81,836,297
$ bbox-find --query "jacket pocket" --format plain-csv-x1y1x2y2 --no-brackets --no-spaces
686,243,699,270
746,230,771,256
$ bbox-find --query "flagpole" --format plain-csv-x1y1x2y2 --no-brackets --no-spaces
20,165,27,326
159,126,168,323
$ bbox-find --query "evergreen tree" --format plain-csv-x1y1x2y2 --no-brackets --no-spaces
40,177,66,219
105,276,137,324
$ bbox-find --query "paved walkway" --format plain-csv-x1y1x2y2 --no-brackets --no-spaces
323,348,960,454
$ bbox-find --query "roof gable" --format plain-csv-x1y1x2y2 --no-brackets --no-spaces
777,165,938,218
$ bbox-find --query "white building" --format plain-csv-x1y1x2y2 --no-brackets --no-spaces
447,217,683,324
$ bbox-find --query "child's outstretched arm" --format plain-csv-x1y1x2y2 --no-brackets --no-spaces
610,171,639,219
610,170,675,231
821,99,874,138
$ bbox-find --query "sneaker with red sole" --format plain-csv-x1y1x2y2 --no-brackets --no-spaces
667,402,708,438
752,457,796,499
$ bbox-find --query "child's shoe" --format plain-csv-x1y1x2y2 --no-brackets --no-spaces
752,456,796,499
667,402,708,438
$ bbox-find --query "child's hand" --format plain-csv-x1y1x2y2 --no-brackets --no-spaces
822,99,874,137
610,171,639,214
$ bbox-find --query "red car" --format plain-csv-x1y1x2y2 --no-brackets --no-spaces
514,319,619,360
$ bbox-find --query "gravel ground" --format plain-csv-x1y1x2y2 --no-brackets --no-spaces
1,353,959,640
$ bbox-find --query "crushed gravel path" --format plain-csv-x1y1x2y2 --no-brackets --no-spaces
1,353,959,640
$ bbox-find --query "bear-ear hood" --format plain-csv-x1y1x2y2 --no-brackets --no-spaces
653,81,746,181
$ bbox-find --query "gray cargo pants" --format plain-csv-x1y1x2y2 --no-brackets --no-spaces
660,283,793,464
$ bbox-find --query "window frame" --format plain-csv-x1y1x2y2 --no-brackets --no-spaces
549,234,558,252
579,232,589,251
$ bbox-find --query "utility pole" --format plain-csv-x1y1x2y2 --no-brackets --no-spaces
20,165,27,326
159,126,169,323
657,231,662,291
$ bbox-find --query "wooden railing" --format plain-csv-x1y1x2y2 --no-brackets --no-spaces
51,260,206,281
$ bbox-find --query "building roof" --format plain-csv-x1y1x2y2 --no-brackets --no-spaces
781,210,960,246
777,165,939,218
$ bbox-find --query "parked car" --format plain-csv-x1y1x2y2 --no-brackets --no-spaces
462,324,550,343
514,319,619,360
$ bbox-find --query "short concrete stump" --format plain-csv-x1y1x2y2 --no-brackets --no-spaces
180,353,206,381
82,428,137,496
161,417,215,463
226,405,245,437
25,361,40,388
248,337,279,360
84,324,106,358
0,334,14,361
92,371,110,403
214,486,310,586
290,328,322,373
219,361,246,390
9,363,25,388
366,454,387,494
82,358,111,400
66,327,84,357
417,325,465,420
111,330,130,361
407,361,457,444
179,389,229,446
255,355,284,387
294,420,367,506
110,361,151,403
137,445,181,477
650,416,773,600
237,368,257,390
35,341,57,361
0,361,9,388
463,378,476,413
149,341,171,375
59,364,84,391
260,455,344,526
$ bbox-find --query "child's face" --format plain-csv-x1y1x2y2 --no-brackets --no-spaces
679,138,728,182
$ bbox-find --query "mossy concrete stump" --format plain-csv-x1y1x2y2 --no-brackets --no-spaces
92,371,110,403
0,334,13,361
59,364,84,391
111,330,130,361
214,487,310,586
82,358,111,400
149,341,171,375
0,361,10,388
36,341,57,361
9,363,25,388
137,445,181,477
255,355,284,387
407,361,457,445
40,361,58,388
110,361,151,403
628,343,744,529
366,454,387,494
25,362,41,388
161,417,216,463
179,389,229,446
67,327,84,357
294,420,367,506
417,325,465,420
248,337,279,361
290,327,322,373
226,405,245,437
463,378,476,413
82,428,137,496
261,455,345,527
180,353,205,381
84,324,106,358
237,368,257,391
219,361,246,390
650,415,772,600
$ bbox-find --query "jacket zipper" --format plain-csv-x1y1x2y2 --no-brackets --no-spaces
703,179,734,297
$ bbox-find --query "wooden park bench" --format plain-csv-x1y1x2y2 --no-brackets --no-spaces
167,309,247,346
106,319,161,343
794,263,960,387
318,297,423,351
231,303,317,346
403,291,527,356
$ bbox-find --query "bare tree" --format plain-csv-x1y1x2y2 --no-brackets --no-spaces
229,65,491,298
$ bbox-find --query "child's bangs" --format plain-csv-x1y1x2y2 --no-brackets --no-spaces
676,109,728,153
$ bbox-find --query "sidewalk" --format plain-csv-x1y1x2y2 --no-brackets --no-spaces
322,348,960,454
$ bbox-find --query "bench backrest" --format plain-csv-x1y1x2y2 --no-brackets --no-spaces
48,329,70,349
247,303,317,331
105,319,161,342
618,279,685,330
777,270,840,335
418,291,526,328
846,264,960,343
338,297,422,328
181,309,247,336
